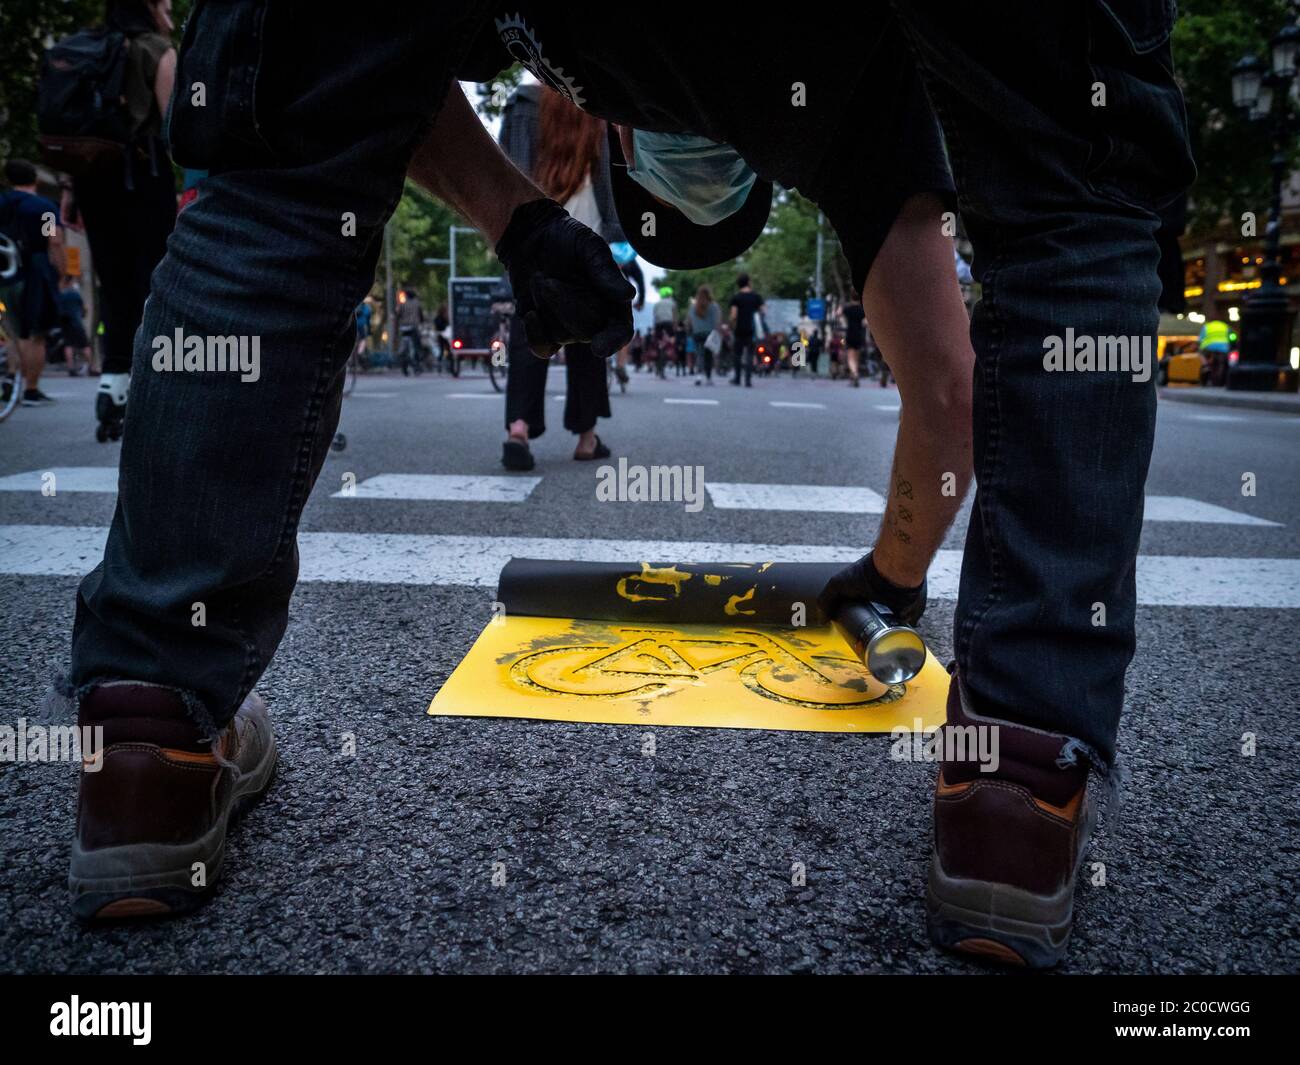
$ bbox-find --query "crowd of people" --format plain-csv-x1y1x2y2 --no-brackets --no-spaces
621,281,908,387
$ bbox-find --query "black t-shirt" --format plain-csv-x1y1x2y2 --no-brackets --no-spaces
456,9,954,291
730,291,764,339
842,303,866,346
0,189,59,262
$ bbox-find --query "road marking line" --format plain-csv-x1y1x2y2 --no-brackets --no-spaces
346,391,398,399
1145,495,1280,526
1,470,1282,528
331,473,541,502
706,482,886,514
874,404,900,412
769,401,826,409
0,467,118,493
3,524,1297,607
664,398,719,405
445,393,500,400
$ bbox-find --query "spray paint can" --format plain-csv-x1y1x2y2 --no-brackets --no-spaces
833,600,926,685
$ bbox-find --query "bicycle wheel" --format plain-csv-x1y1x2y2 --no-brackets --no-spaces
0,376,19,422
0,336,19,422
343,350,359,396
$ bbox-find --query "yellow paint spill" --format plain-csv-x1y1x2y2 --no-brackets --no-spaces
724,586,757,616
615,562,693,603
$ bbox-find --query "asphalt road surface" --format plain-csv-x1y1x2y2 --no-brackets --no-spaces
2,365,1297,974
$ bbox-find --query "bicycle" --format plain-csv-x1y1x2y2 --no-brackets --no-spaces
398,327,433,376
0,234,22,423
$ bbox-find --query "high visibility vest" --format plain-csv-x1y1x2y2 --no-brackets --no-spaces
1199,320,1231,349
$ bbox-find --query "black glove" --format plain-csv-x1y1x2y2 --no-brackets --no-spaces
496,198,635,359
818,551,928,628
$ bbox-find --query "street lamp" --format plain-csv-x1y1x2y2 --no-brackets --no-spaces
1231,54,1263,110
1227,7,1300,392
1273,21,1299,79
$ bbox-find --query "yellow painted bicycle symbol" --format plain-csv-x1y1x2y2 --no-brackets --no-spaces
508,626,904,710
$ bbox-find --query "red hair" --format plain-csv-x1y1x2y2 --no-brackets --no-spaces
535,90,605,204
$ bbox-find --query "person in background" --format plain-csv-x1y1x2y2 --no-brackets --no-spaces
0,158,64,406
62,0,177,439
807,326,823,376
729,273,764,387
498,84,620,470
629,328,644,372
57,274,95,376
395,286,424,374
650,286,675,379
609,240,642,388
353,298,373,367
689,285,721,386
1198,317,1232,388
673,319,688,376
432,302,451,368
840,290,865,387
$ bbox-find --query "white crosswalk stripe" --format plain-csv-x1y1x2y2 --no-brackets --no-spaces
1143,496,1279,526
0,468,1285,527
2,523,1297,607
331,474,540,502
769,401,826,409
664,398,719,405
0,467,118,494
706,482,887,514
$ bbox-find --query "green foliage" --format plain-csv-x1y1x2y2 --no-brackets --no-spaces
474,68,524,120
380,180,500,308
660,188,851,309
1173,0,1300,234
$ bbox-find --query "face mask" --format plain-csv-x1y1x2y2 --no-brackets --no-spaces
627,130,757,227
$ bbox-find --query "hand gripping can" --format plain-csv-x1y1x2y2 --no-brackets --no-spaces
833,600,926,685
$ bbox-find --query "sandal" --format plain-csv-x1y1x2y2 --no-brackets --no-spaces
574,434,610,461
502,439,535,471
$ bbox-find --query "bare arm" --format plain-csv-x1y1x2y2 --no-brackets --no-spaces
48,228,65,276
154,48,176,120
407,82,543,245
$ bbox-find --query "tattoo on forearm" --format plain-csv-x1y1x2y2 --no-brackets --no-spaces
884,476,915,544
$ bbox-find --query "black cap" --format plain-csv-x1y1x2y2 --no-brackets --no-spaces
606,125,772,271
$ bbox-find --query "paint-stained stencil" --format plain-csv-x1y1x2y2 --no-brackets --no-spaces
429,615,948,733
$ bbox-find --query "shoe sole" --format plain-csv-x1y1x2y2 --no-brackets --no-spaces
68,735,278,922
926,794,1094,970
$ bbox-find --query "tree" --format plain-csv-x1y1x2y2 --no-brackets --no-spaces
381,180,500,312
1173,0,1300,234
660,188,850,309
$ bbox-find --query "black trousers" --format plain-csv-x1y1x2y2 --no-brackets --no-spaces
504,321,609,437
732,337,755,385
74,154,175,375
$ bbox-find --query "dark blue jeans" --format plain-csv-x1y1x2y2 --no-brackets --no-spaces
887,0,1193,766
70,0,487,733
71,2,1192,769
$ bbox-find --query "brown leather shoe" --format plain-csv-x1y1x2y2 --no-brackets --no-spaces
69,683,277,921
927,670,1094,969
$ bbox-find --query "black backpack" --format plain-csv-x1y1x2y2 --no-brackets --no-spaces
36,28,134,177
